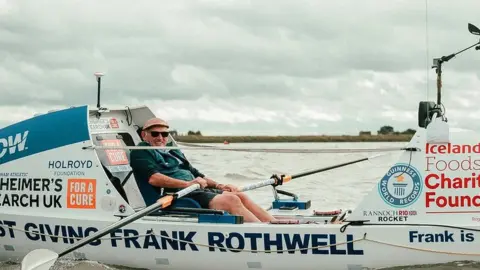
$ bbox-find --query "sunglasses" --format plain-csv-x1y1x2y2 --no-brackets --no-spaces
150,131,169,138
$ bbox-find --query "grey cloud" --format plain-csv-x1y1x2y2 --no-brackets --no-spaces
2,0,480,134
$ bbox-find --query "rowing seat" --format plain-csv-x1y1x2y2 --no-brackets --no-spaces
129,137,202,210
93,132,202,211
171,197,201,208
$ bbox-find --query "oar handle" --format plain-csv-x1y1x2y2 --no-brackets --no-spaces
239,174,294,192
174,184,201,198
239,179,275,192
58,184,200,257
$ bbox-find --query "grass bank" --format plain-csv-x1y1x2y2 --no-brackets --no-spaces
174,134,413,143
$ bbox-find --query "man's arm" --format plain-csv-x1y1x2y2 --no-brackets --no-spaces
202,177,221,189
130,149,206,189
148,173,191,188
149,173,207,189
203,177,239,192
130,149,189,188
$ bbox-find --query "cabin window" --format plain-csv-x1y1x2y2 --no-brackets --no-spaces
92,133,132,173
91,133,132,202
91,132,147,209
117,132,136,147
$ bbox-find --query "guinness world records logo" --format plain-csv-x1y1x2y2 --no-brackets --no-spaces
378,163,423,208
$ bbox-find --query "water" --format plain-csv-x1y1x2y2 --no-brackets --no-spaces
1,142,478,270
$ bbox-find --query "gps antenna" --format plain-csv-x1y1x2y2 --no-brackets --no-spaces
94,72,104,109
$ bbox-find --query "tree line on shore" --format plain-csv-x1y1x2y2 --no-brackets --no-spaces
168,125,416,143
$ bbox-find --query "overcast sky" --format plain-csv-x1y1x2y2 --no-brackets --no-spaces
1,0,480,135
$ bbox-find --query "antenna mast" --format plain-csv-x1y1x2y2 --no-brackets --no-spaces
94,72,104,109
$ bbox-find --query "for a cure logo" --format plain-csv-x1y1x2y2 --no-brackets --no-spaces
67,179,96,209
378,164,423,208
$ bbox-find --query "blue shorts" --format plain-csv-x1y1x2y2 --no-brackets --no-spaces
184,188,223,208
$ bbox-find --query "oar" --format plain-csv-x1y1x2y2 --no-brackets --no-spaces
239,153,386,192
84,144,405,154
20,184,201,270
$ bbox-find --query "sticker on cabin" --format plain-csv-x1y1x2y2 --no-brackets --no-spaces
89,118,110,131
67,178,96,209
362,209,418,223
101,139,129,165
106,164,131,173
110,118,119,129
378,164,423,208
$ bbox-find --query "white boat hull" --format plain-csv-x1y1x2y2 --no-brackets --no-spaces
1,212,480,270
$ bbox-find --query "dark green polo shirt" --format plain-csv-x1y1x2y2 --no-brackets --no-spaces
130,141,200,204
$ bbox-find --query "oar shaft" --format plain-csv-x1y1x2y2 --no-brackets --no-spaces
291,157,368,179
58,184,200,257
84,145,403,154
239,154,384,192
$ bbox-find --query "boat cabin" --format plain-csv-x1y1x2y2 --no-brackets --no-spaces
87,105,157,211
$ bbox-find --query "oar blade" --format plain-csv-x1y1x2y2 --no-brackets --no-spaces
21,249,58,270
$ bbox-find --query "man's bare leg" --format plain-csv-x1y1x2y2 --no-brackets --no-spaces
209,194,261,222
233,192,277,222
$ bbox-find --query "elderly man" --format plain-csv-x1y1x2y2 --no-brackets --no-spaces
129,117,276,223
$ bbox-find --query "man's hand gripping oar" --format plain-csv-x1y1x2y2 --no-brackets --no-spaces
20,184,201,270
239,153,386,192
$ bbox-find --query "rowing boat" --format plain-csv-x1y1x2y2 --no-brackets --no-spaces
2,23,480,270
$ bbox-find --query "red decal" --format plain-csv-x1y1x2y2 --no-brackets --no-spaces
101,139,128,165
110,118,119,129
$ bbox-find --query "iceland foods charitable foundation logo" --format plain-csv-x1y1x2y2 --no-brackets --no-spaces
378,163,423,208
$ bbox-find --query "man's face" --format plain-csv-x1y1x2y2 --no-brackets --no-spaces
143,126,169,146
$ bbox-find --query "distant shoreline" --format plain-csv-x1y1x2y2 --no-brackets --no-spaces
174,134,413,143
